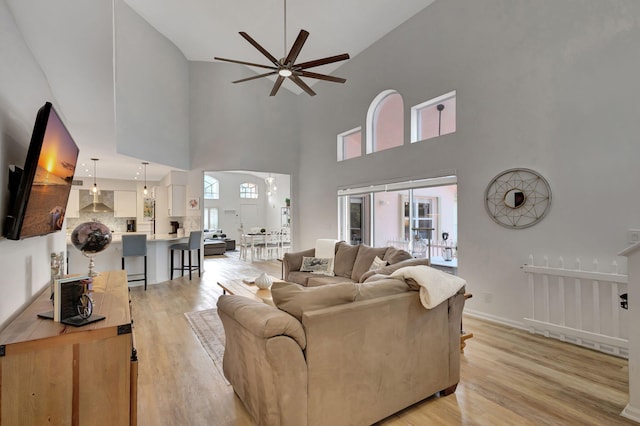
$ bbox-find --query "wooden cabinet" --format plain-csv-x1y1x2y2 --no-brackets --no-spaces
66,188,80,218
114,190,137,217
0,270,137,426
167,184,186,217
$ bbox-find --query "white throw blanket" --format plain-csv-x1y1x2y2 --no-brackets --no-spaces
315,239,338,276
390,265,466,309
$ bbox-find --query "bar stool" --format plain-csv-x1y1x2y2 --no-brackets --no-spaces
170,231,202,280
121,234,147,290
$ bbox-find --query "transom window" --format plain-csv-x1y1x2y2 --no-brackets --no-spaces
411,90,456,143
204,175,219,199
337,127,362,161
240,182,258,199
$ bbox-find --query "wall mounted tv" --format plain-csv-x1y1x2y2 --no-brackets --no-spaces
4,102,79,240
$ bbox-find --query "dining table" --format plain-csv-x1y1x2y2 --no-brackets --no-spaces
243,233,266,261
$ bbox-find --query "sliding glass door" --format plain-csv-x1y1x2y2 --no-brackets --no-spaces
338,175,457,260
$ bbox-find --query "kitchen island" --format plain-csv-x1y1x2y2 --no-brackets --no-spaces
67,232,191,286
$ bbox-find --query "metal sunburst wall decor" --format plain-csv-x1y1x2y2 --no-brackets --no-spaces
484,168,552,229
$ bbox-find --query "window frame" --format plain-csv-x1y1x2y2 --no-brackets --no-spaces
203,207,219,231
410,90,457,143
240,182,259,199
366,89,404,154
337,126,362,161
204,175,219,200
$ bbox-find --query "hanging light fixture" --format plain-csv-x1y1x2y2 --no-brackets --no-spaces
142,162,149,195
91,158,99,193
265,174,277,197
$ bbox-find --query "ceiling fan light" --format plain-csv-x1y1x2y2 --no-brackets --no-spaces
278,69,292,77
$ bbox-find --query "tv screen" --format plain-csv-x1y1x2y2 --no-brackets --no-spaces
4,102,79,240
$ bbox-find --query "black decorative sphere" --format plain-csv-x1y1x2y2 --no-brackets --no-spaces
71,221,112,256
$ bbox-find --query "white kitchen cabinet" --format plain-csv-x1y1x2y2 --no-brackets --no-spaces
114,190,137,217
168,184,186,217
65,188,80,218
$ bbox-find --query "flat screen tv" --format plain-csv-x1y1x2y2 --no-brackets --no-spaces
4,102,79,240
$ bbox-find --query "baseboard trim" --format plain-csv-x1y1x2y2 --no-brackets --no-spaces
622,403,640,422
463,309,527,330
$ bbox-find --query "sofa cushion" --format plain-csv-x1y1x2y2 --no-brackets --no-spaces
271,281,357,321
333,242,360,279
351,245,389,282
383,247,413,264
306,275,354,287
287,271,312,286
355,277,410,301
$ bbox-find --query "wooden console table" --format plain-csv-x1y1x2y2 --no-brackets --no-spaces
0,270,137,426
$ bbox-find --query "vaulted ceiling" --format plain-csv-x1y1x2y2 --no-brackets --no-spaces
6,0,435,180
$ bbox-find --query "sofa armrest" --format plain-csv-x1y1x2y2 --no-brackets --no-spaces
283,248,316,281
217,295,306,349
217,295,308,425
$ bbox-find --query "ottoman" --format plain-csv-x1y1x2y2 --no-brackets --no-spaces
204,240,226,256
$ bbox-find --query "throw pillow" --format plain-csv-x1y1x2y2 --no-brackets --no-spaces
368,255,387,271
271,281,357,321
300,256,334,276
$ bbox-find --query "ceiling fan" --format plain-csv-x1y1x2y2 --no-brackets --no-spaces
213,0,350,96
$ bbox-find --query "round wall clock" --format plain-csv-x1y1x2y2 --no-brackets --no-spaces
484,168,552,229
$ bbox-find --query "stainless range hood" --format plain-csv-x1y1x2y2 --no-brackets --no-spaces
80,191,113,213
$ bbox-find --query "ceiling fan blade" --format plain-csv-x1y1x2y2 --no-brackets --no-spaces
295,53,350,70
297,70,346,83
239,32,280,66
284,30,309,67
233,71,278,84
214,57,278,71
290,75,316,96
270,76,286,96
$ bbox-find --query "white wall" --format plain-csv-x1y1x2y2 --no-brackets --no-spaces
114,0,190,170
188,61,299,175
294,0,640,326
0,0,68,328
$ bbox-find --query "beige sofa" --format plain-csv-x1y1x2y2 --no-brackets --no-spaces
216,277,465,426
283,241,431,287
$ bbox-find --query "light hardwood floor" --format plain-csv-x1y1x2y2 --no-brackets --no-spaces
130,252,634,426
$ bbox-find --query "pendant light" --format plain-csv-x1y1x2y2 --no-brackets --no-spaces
142,162,149,195
91,158,99,193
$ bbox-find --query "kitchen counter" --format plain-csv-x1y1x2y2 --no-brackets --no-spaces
67,232,186,243
67,232,193,286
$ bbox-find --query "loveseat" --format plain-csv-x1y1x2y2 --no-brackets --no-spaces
283,241,430,287
217,277,465,426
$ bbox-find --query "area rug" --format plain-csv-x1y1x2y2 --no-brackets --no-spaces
184,308,229,385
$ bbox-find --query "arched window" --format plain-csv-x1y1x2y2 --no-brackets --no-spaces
204,175,219,199
366,90,404,154
240,182,258,199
